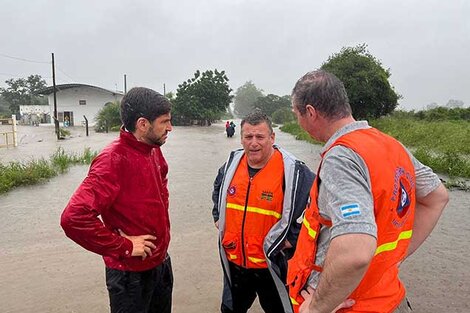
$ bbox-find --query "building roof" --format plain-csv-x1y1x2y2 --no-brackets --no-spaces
38,83,124,96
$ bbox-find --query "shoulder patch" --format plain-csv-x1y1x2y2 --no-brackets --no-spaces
340,203,361,218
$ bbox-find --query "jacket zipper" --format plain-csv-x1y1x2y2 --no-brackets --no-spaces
241,176,252,267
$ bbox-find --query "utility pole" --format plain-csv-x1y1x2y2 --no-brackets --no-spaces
52,53,59,139
163,83,166,97
124,74,127,94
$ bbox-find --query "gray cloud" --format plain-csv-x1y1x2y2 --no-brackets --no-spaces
1,0,469,110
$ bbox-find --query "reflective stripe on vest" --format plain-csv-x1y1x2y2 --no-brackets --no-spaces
248,256,266,264
228,253,237,260
302,217,317,239
290,297,299,306
375,230,413,256
226,202,282,219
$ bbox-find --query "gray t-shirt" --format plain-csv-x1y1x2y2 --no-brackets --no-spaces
307,121,441,287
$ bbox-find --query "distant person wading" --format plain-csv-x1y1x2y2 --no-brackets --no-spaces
226,121,236,138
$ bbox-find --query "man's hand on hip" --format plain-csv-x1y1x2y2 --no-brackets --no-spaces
300,286,355,313
118,229,156,260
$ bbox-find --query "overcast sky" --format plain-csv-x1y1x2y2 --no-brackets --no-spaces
1,0,468,110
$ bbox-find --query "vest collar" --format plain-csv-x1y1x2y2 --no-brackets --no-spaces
321,120,371,155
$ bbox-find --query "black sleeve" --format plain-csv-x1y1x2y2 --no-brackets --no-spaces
212,163,226,223
285,163,315,249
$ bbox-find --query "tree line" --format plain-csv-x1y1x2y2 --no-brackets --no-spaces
3,44,465,126
0,74,48,117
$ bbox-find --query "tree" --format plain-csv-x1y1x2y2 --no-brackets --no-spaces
164,91,176,102
95,101,121,132
0,74,48,114
253,94,291,117
321,44,400,119
233,81,264,118
426,102,439,110
446,99,464,108
173,69,232,125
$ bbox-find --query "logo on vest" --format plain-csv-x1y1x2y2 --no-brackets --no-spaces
228,185,236,196
397,182,411,218
261,190,273,201
391,167,414,227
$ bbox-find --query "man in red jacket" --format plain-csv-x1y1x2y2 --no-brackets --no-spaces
61,87,173,313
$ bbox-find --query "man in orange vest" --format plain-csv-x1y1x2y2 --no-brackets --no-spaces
287,70,449,313
212,110,315,313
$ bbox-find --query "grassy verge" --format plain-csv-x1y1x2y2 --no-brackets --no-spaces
0,147,97,195
280,122,323,145
370,118,470,182
280,120,470,189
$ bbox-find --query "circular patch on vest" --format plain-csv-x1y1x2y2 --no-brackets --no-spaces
228,185,236,196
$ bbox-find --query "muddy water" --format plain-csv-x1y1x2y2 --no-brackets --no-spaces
0,123,468,313
0,125,117,163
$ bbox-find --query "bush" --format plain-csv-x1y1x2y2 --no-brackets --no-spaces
95,102,121,132
0,147,98,194
59,127,71,138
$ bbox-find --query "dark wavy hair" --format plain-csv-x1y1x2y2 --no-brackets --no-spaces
120,87,171,132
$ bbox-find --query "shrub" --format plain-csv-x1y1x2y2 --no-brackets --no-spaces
0,147,98,194
95,102,121,132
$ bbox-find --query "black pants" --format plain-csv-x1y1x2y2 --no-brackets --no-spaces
106,255,173,313
222,262,284,313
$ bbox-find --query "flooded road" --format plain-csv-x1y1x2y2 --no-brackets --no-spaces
0,123,468,312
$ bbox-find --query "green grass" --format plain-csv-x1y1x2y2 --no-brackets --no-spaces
369,118,470,155
280,122,323,145
0,147,98,195
280,119,470,181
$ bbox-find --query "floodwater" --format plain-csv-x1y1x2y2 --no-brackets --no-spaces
0,123,468,313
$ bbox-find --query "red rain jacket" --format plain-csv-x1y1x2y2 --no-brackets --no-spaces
61,128,170,272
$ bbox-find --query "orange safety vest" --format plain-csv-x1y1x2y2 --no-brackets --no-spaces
287,128,416,313
222,150,285,269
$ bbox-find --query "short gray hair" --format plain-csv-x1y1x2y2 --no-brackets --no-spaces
241,109,273,134
291,69,351,120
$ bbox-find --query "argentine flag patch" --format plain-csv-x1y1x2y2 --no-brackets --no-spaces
340,204,361,218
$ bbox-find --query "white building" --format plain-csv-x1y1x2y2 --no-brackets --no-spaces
19,104,50,125
40,84,124,126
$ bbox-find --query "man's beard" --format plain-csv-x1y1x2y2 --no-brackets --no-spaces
145,128,167,146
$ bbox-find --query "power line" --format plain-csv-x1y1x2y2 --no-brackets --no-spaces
56,66,75,82
0,52,50,64
0,72,52,79
0,72,29,78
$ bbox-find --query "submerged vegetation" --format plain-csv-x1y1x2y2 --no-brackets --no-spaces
281,108,470,190
0,147,97,195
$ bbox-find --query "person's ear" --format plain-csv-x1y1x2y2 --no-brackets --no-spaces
135,117,148,131
305,104,316,118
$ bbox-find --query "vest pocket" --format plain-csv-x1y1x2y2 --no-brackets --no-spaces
222,231,239,261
